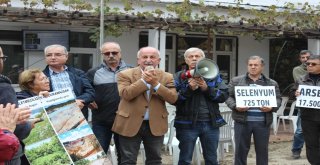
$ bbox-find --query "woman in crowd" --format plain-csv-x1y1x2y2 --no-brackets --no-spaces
17,68,50,99
15,68,50,164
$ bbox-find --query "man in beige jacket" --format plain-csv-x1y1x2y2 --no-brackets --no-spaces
112,46,178,165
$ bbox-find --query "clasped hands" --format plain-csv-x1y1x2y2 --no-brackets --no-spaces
0,103,31,132
142,67,159,87
188,77,208,91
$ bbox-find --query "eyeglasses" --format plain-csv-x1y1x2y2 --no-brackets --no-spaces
306,62,320,66
101,51,119,56
0,55,8,62
45,53,66,58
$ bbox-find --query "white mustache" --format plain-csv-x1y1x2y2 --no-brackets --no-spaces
144,62,153,65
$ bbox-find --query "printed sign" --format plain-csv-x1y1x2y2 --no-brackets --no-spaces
235,85,277,107
19,88,112,165
296,85,320,109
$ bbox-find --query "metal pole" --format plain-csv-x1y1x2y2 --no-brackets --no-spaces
99,0,104,47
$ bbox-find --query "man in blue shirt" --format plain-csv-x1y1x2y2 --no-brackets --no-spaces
43,44,95,120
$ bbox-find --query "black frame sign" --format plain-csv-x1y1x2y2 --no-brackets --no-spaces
22,30,70,51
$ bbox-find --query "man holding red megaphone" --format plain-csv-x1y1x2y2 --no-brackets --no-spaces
173,47,228,165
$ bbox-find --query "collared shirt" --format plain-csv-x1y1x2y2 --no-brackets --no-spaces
49,66,73,91
140,69,161,120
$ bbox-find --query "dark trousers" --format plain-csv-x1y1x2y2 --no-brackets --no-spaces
92,122,121,164
301,119,320,165
234,121,270,165
118,121,164,165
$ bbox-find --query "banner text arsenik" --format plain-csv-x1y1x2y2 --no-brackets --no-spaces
300,88,320,97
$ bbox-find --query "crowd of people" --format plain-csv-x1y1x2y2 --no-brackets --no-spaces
0,43,319,165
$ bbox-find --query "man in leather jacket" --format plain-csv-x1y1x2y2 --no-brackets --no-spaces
226,56,281,165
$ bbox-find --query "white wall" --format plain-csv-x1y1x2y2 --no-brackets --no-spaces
25,51,47,70
308,39,320,55
238,36,270,76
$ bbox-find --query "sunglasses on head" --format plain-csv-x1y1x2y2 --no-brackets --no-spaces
102,51,119,56
306,62,320,66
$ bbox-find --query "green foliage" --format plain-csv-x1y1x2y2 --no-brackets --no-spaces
20,0,37,8
62,0,92,11
24,114,56,145
88,23,128,42
25,136,70,165
41,0,57,8
166,0,192,22
121,0,133,11
75,159,90,165
13,0,319,41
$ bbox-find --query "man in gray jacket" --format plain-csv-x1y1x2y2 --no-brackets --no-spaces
226,56,281,165
291,50,311,159
86,42,132,164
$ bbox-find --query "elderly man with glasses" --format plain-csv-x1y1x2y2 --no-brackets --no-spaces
86,42,132,164
43,44,95,120
292,55,320,165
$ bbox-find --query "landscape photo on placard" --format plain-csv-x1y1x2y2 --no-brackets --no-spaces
58,124,110,164
24,126,71,165
45,99,87,134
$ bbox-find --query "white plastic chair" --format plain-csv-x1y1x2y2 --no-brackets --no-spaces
163,103,176,155
218,110,235,161
277,101,298,133
109,144,117,165
272,97,289,135
218,103,234,153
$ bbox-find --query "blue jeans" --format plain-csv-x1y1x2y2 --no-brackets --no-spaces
292,110,304,153
176,121,220,165
92,123,121,164
234,121,269,165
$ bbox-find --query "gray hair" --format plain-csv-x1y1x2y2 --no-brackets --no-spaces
300,50,313,56
44,44,68,55
307,55,320,61
184,47,205,59
247,56,265,65
137,47,160,58
100,42,121,52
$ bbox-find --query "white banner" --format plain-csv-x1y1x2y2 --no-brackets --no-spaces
296,85,320,109
18,88,111,165
235,85,277,107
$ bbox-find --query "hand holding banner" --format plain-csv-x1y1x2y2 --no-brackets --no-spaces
296,85,320,109
235,85,277,107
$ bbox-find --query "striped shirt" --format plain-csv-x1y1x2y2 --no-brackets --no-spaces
246,81,265,121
